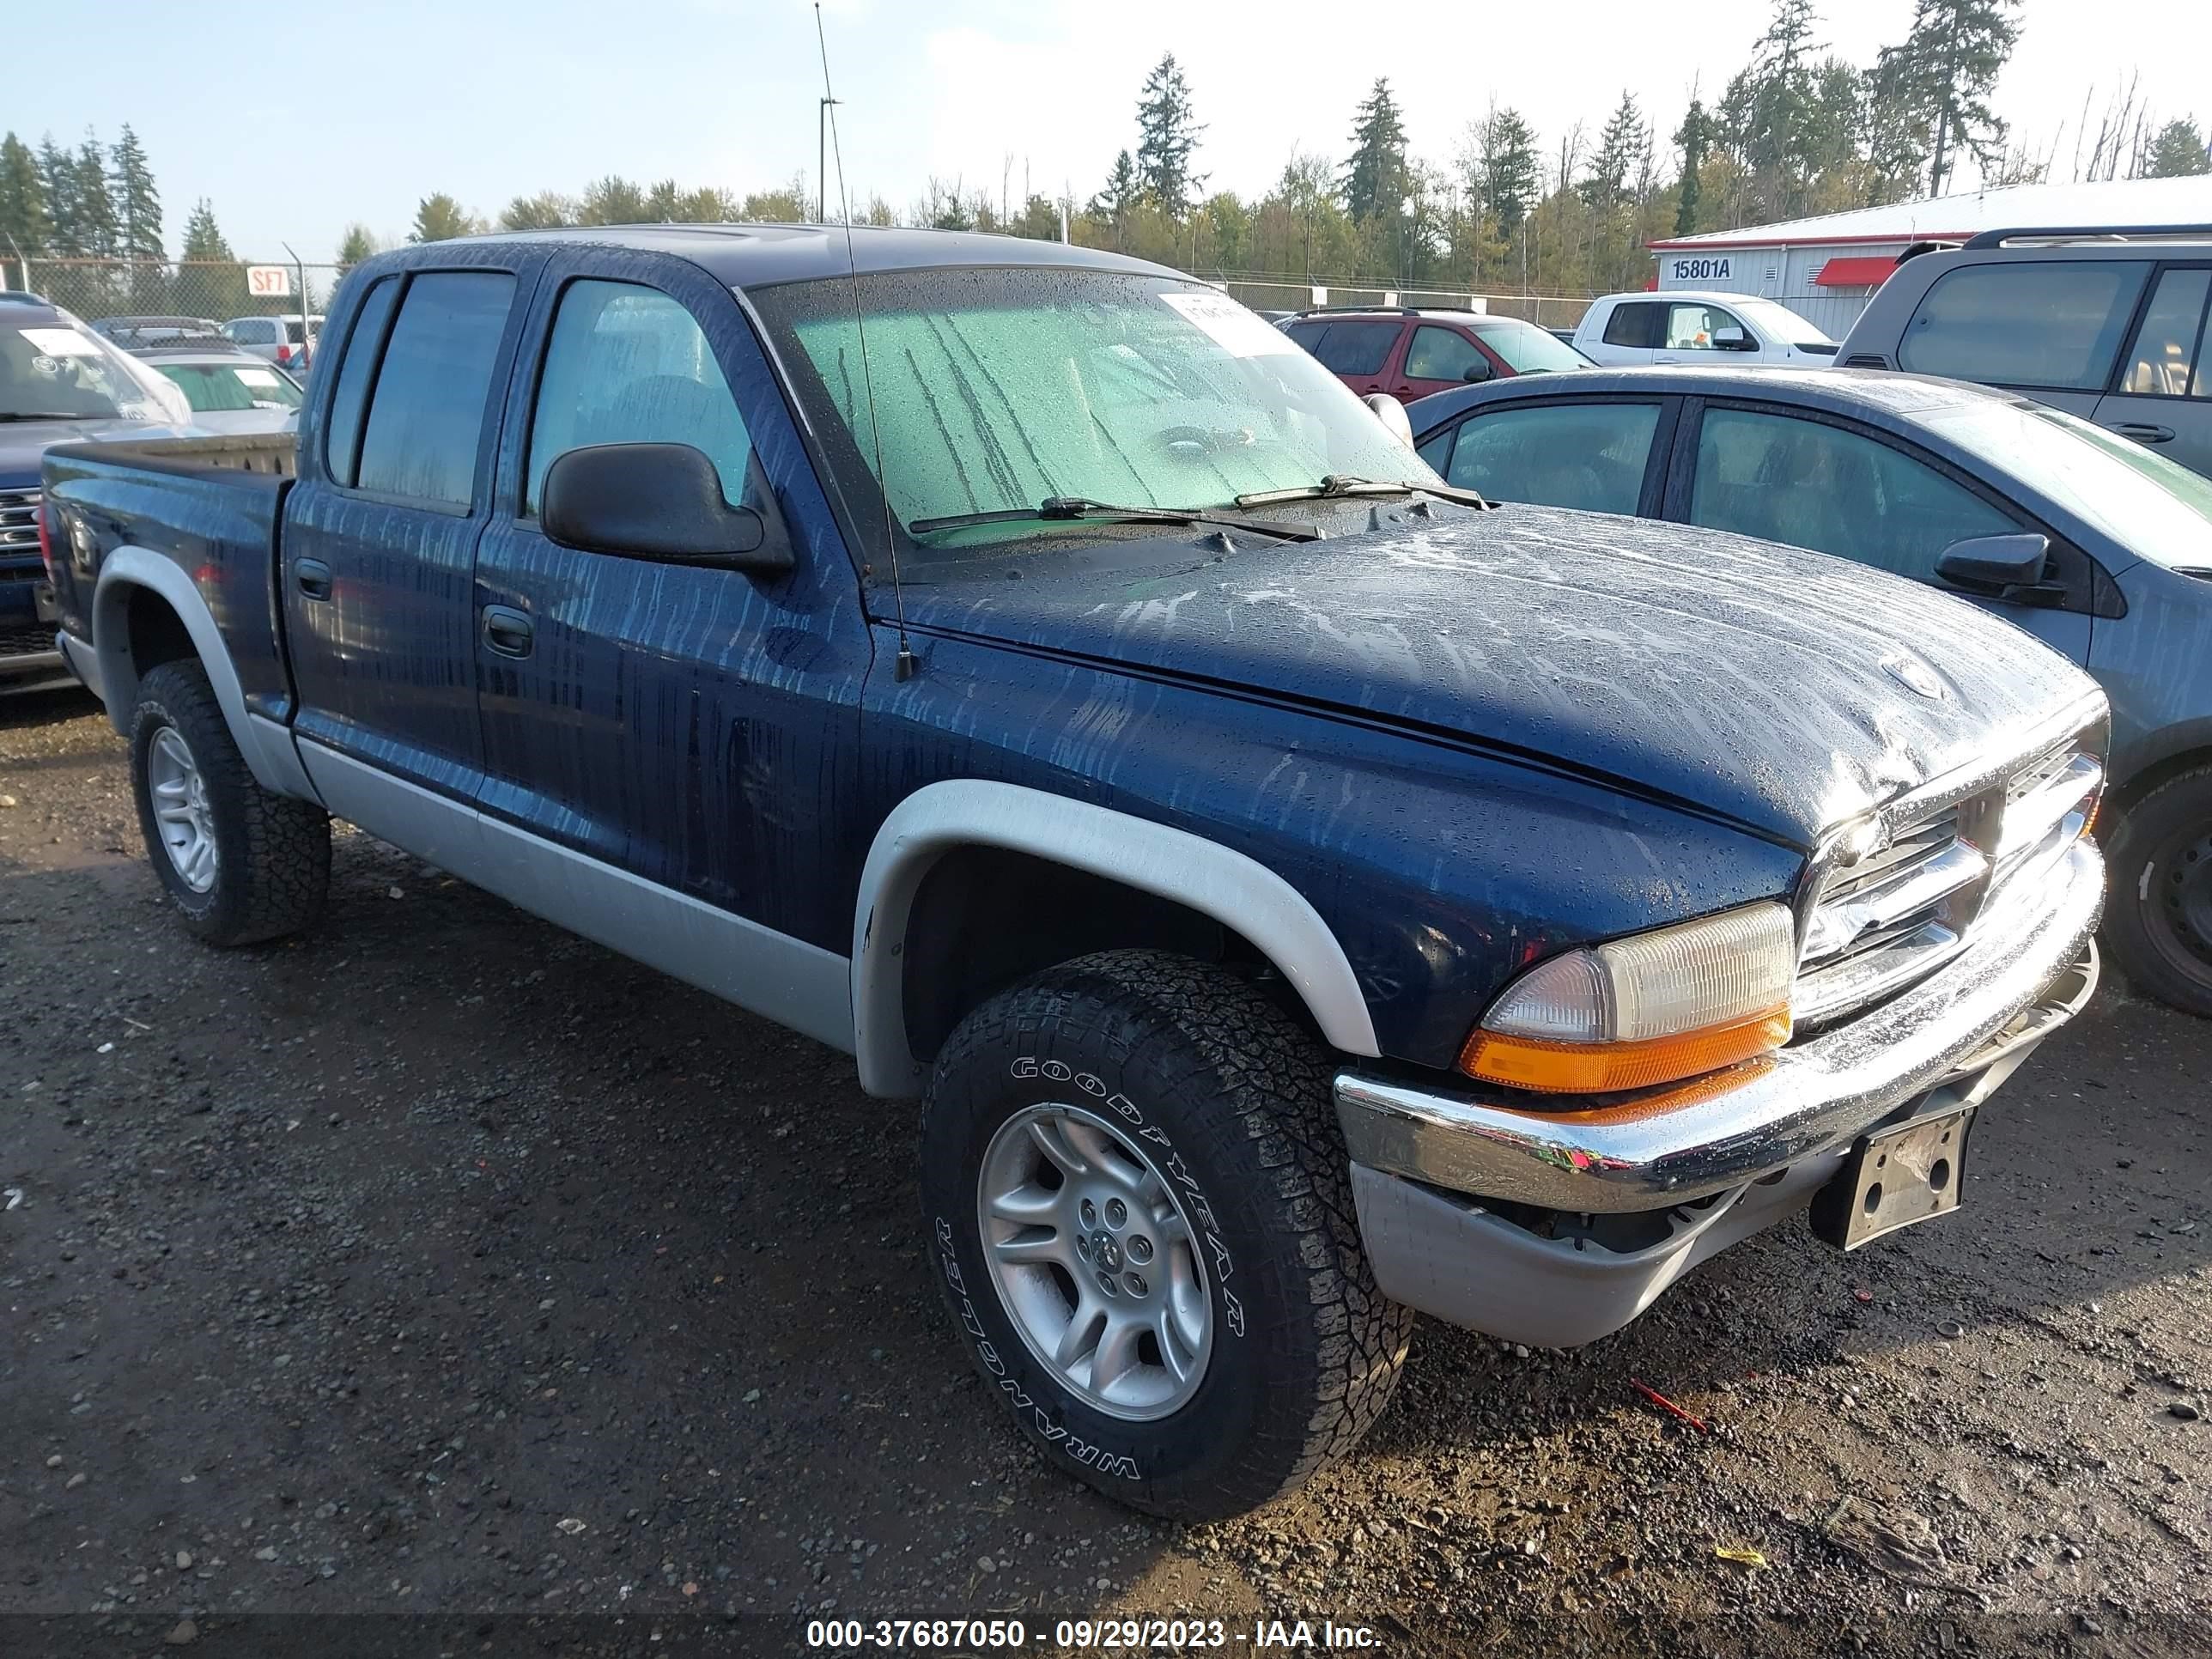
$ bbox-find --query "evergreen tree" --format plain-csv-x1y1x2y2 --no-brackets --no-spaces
73,131,119,259
38,137,79,256
0,133,48,259
2142,119,2209,179
1721,0,1825,213
1134,53,1204,217
1341,79,1409,224
1871,0,2021,196
180,199,234,262
579,176,649,225
1674,100,1715,234
1476,106,1540,234
110,125,163,264
335,224,377,272
409,193,477,243
1090,149,1139,247
1582,92,1649,209
497,192,574,232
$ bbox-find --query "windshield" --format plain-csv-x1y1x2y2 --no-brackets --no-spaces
1473,319,1592,373
1735,298,1833,345
1927,397,2212,562
750,268,1439,554
156,360,303,414
2,315,191,422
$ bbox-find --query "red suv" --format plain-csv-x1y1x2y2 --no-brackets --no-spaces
1280,308,1592,402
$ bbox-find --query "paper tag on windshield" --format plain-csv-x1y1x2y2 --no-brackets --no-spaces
20,328,100,357
1160,290,1296,357
235,367,281,387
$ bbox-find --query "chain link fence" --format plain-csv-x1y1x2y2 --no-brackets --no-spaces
5,258,344,325
1212,276,1595,331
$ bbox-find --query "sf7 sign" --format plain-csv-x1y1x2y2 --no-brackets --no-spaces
246,264,292,298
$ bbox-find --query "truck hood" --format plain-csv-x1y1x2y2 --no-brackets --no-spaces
0,416,208,490
897,504,2102,848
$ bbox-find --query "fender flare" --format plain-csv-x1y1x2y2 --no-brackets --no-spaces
91,548,314,799
850,779,1381,1096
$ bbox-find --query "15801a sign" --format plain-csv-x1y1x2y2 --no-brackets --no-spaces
1669,257,1734,283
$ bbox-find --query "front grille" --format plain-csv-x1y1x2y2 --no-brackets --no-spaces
1794,732,2101,1028
0,489,38,557
1,622,58,659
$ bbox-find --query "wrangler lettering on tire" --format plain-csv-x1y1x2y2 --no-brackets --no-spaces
919,949,1413,1520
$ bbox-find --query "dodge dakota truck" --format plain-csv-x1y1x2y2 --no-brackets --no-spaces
40,227,2107,1521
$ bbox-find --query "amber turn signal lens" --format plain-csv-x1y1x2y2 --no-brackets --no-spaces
1458,1006,1792,1095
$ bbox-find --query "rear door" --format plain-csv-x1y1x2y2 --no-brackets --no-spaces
1585,299,1666,367
1665,400,2094,664
283,251,538,799
1394,323,1498,401
2092,262,2212,481
468,247,872,957
1425,396,1673,516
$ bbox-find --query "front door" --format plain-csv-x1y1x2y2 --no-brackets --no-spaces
468,252,872,957
1394,323,1498,402
1672,402,2094,665
283,252,537,796
2093,263,2212,481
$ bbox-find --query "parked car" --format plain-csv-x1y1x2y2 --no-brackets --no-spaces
1408,363,2212,1013
42,228,2105,1519
1573,289,1837,367
221,313,322,372
1,294,195,694
92,314,224,349
1547,325,1580,346
136,343,302,434
1838,225,2212,482
1281,307,1591,400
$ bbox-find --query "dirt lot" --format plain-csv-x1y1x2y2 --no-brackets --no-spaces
2,690,2208,1658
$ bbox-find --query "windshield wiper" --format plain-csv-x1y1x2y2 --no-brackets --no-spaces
0,411,101,423
1235,474,1492,510
909,495,1321,543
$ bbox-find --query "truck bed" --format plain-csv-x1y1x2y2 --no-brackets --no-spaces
42,433,300,717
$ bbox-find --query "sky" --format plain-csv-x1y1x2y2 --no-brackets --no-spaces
9,0,2209,265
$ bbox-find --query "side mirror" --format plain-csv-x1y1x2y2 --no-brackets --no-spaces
1363,392,1415,448
541,442,791,572
1936,532,2050,587
1462,359,1495,383
1712,327,1754,351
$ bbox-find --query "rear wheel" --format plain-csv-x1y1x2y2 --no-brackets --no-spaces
2102,767,2212,1017
130,661,331,946
920,949,1413,1520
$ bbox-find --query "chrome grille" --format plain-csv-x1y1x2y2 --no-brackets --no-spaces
0,488,39,565
1795,730,2102,1029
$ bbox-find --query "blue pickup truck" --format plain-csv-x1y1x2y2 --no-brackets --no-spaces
40,227,2107,1520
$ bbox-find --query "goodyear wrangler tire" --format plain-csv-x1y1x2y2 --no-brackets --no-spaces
920,949,1415,1520
130,660,331,947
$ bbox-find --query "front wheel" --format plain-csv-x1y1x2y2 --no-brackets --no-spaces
2101,768,2212,1018
920,950,1413,1520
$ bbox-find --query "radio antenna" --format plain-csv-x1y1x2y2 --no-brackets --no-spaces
815,2,916,682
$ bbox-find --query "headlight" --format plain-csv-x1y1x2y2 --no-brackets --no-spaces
1458,902,1796,1094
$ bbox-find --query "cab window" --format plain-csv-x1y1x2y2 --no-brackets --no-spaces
1443,401,1660,514
1666,303,1743,351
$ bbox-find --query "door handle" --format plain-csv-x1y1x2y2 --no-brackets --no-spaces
295,558,332,601
481,605,534,659
2111,422,2176,444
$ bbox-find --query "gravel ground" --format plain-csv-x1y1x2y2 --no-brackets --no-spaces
2,690,2208,1658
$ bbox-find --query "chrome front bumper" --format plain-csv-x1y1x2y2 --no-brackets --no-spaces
1336,839,2104,1216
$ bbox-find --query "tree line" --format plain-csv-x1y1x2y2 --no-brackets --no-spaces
5,0,2210,318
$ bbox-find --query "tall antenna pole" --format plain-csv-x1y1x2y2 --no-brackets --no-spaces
815,1,915,681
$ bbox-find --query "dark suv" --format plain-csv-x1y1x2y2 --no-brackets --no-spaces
1839,225,2212,481
1282,307,1590,402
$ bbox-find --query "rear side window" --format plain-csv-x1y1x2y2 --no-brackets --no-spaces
322,276,400,486
1285,321,1328,351
352,272,517,508
1445,401,1660,515
1899,260,2148,391
1601,302,1665,349
1309,321,1398,376
526,280,753,514
2118,267,2211,398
